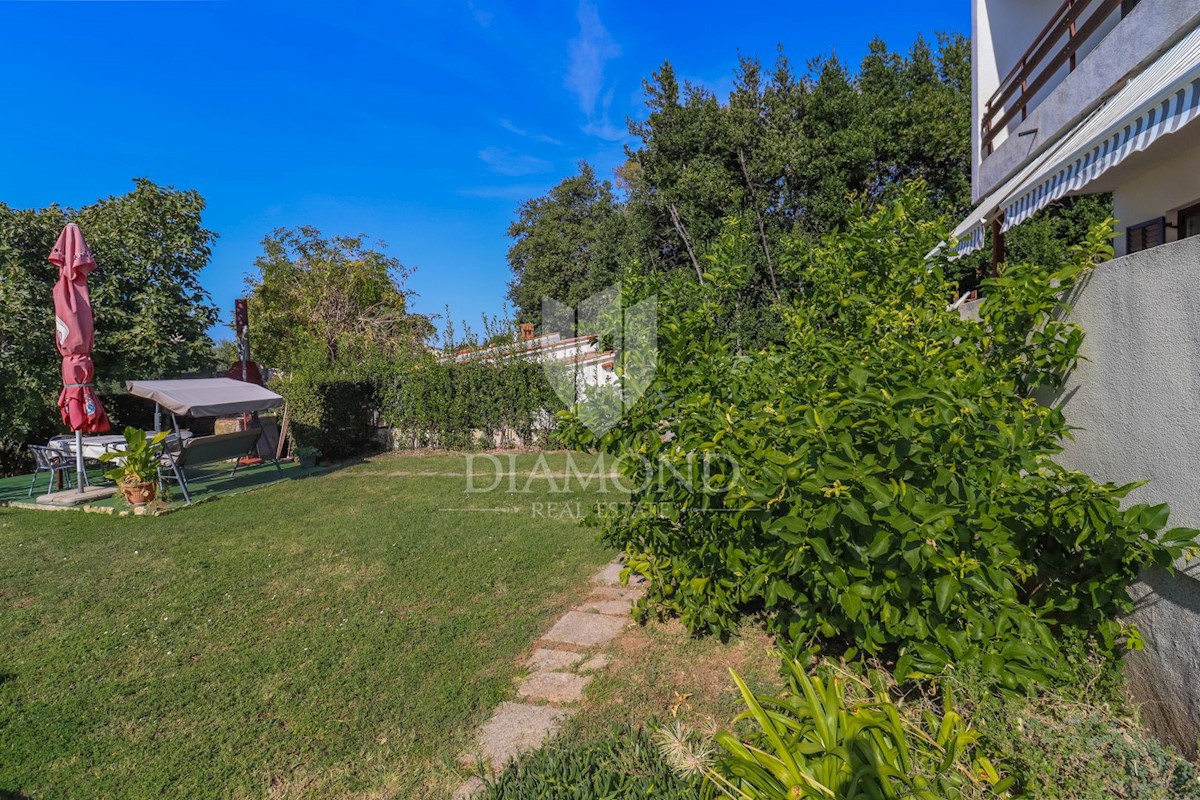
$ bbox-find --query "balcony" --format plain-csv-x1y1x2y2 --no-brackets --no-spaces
982,0,1131,156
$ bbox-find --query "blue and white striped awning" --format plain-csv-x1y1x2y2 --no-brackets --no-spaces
951,22,1200,257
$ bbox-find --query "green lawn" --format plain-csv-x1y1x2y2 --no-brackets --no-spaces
0,451,616,799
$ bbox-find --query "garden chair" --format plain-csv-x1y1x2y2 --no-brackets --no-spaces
157,428,274,504
27,444,88,496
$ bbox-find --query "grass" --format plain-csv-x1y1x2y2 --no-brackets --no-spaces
569,617,783,741
0,459,314,511
0,451,616,799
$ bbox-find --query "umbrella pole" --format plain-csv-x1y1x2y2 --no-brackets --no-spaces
76,430,84,494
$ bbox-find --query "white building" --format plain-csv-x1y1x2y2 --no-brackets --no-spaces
957,0,1200,258
448,326,618,390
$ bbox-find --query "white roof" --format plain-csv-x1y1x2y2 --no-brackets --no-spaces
951,23,1200,256
125,378,284,417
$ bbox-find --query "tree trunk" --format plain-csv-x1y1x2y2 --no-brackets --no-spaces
668,204,705,285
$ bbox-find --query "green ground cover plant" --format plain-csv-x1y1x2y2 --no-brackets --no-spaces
478,726,700,799
566,189,1199,692
0,451,613,799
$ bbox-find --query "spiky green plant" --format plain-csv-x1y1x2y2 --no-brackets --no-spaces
689,659,1011,799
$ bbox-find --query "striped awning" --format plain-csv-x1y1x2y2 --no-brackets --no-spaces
951,22,1200,257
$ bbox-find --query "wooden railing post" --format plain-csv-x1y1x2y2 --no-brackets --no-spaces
981,0,1120,155
1069,0,1078,71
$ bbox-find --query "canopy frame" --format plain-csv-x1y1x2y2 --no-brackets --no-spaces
125,378,285,419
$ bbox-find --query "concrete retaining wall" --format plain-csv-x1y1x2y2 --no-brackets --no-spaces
1052,234,1200,756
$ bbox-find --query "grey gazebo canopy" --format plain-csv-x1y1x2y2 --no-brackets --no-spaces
125,378,284,417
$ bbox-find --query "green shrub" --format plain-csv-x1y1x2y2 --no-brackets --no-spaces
383,357,563,450
685,658,1009,799
975,699,1199,799
274,373,379,460
477,726,699,799
565,190,1199,691
944,643,1200,800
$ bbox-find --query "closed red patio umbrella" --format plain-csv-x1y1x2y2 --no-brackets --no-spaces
49,223,110,492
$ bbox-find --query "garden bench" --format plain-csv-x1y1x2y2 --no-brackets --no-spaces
159,428,281,504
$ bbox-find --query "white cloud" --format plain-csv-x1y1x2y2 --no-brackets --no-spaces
477,146,553,176
500,119,563,146
467,0,493,27
566,1,621,126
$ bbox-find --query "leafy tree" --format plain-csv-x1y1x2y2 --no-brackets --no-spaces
245,226,433,373
510,34,985,348
620,36,974,279
0,179,219,472
505,162,626,327
211,337,239,370
562,189,1196,693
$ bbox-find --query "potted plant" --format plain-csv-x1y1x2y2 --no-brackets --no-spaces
295,444,321,469
100,427,170,508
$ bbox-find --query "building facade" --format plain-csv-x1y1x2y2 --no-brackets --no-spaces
960,0,1200,257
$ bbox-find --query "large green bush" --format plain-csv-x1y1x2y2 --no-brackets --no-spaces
565,192,1198,691
274,373,379,460
0,180,219,475
383,356,563,450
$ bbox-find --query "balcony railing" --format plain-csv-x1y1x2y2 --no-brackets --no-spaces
981,0,1129,155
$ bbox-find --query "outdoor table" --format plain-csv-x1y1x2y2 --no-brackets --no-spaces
48,430,193,460
48,434,128,461
45,431,193,491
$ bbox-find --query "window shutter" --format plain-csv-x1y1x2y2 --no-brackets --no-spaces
1126,218,1165,254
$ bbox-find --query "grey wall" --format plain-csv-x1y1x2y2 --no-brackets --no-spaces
1053,234,1200,756
977,0,1200,201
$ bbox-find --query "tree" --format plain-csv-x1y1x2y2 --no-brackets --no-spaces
246,226,433,373
563,189,1196,693
505,162,626,327
521,35,980,348
0,179,219,473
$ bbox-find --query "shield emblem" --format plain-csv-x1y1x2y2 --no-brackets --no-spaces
541,283,657,435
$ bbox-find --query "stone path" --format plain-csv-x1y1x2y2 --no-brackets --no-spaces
452,558,644,799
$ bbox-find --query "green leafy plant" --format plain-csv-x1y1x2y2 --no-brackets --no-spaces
563,188,1199,691
382,355,564,450
275,374,379,460
676,659,1009,799
99,426,170,485
479,726,700,799
293,444,322,467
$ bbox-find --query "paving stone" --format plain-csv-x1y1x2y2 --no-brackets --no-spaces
472,702,572,768
587,584,645,602
34,486,117,506
577,654,610,672
451,776,486,799
577,597,633,616
541,611,627,648
591,561,627,585
518,670,592,703
527,648,584,671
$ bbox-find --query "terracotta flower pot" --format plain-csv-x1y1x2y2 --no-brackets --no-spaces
122,480,157,508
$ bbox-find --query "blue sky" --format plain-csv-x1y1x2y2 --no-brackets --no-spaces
0,0,968,345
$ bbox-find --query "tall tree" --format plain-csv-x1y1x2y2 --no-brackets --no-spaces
505,162,625,327
621,35,975,272
246,226,433,373
0,178,220,472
